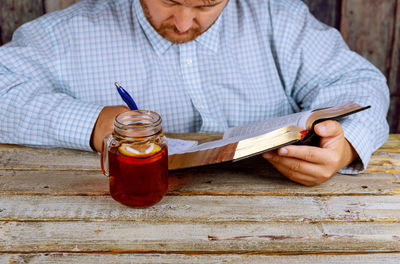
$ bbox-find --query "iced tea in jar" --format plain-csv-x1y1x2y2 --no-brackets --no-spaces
101,110,168,207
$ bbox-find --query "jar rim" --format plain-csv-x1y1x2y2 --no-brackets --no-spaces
114,110,162,129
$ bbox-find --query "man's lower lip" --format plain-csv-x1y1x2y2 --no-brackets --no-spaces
173,29,188,35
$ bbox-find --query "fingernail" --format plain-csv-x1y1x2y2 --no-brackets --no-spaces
279,148,288,155
263,152,273,159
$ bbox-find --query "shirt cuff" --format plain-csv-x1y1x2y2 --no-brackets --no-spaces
52,99,103,151
338,118,387,175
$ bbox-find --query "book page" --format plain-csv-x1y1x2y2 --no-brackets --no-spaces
171,134,251,154
223,110,312,139
166,137,198,155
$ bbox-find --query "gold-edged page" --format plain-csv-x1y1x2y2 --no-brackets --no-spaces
168,126,302,170
233,126,302,160
168,142,238,170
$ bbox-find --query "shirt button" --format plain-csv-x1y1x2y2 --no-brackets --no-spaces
197,100,202,106
186,59,193,65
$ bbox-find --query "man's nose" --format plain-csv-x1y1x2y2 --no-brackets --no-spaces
174,8,195,32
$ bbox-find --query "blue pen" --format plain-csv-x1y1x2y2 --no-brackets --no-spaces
114,82,139,110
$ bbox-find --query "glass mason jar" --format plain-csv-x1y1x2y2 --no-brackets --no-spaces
101,110,168,207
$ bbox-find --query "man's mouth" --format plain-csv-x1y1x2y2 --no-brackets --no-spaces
173,28,189,35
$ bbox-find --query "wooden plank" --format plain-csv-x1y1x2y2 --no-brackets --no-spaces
0,134,398,171
1,168,399,196
0,169,200,196
3,253,400,264
44,0,81,13
1,221,400,253
0,170,109,195
341,0,397,77
340,0,400,134
0,195,325,222
388,97,400,133
367,152,400,173
1,195,400,222
0,0,44,45
387,0,400,132
302,0,341,28
0,145,100,171
174,171,400,196
374,134,400,153
0,133,221,171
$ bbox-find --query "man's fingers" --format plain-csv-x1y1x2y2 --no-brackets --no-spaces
265,151,334,178
263,149,337,185
276,145,332,164
92,105,130,152
267,154,315,173
261,120,349,187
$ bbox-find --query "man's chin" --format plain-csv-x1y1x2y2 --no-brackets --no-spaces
161,31,201,44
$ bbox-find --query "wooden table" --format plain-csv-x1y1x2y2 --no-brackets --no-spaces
1,134,400,263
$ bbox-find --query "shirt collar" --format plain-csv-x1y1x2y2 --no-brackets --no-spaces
134,0,222,56
194,12,222,54
134,0,172,56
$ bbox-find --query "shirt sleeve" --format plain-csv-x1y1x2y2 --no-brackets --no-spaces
0,13,103,151
270,0,390,173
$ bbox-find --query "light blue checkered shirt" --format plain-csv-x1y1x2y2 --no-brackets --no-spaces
0,0,389,173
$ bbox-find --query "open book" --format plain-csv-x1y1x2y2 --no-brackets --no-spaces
167,102,370,170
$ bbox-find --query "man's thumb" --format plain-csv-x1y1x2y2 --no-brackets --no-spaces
314,120,342,138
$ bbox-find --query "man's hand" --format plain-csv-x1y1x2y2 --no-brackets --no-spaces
262,120,358,186
90,105,129,152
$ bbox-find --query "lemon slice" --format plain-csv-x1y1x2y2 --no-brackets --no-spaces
118,143,162,157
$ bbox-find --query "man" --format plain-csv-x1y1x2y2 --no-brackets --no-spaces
0,0,389,186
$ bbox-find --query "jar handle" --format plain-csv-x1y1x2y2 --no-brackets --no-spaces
100,133,114,177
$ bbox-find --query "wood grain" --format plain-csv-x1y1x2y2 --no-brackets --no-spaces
1,134,398,172
367,152,400,173
0,0,79,45
3,253,400,264
302,0,342,28
1,195,400,222
387,0,400,132
0,133,220,171
1,221,400,253
341,0,397,77
340,0,400,133
374,134,400,153
0,135,399,197
0,134,399,258
0,0,399,259
0,0,44,45
0,145,100,171
44,0,81,13
1,168,399,196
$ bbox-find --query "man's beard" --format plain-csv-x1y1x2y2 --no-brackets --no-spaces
157,24,202,44
141,1,202,44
